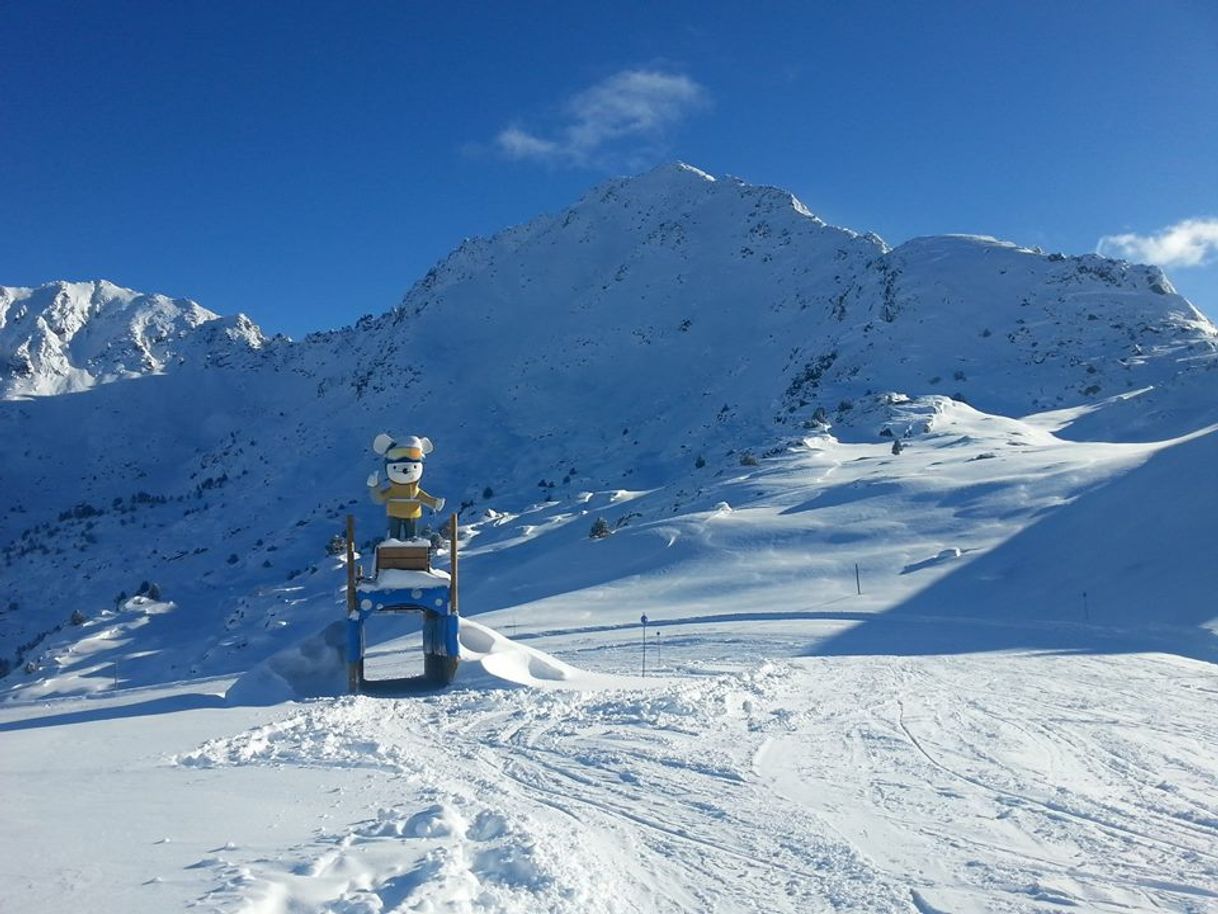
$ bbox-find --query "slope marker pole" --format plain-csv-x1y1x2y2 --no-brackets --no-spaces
855,563,862,596
641,614,649,677
345,514,360,693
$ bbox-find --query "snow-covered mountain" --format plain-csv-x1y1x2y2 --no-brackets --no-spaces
376,162,1214,441
0,279,266,398
2,162,1216,687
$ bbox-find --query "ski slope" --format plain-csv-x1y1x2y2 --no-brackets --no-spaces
3,400,1217,913
3,630,1215,912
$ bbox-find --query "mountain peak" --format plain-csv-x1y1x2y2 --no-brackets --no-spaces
645,161,716,182
0,279,265,398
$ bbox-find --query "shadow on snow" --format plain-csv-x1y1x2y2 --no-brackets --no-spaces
809,427,1218,663
0,691,228,733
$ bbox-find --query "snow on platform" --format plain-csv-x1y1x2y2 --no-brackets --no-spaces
360,567,451,592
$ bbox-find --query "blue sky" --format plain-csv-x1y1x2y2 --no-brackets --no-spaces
3,0,1216,337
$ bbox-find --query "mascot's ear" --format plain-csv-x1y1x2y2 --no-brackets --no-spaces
419,437,434,455
372,433,395,456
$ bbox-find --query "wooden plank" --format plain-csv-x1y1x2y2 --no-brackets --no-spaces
376,544,431,571
449,512,459,616
377,546,431,559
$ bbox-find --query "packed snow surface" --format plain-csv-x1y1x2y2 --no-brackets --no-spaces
4,632,1216,912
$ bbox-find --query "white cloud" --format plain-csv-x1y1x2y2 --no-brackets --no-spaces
495,126,561,160
494,69,708,166
1098,217,1218,268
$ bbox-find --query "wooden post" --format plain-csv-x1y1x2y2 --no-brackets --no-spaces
345,514,360,693
449,512,459,616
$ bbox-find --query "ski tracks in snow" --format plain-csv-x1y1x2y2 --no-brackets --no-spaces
178,651,1218,913
757,654,1218,912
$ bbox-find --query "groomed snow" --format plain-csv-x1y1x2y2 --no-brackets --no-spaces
3,628,1215,913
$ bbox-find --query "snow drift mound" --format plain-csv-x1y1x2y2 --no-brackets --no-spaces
226,617,643,704
225,620,348,705
456,618,647,690
456,618,583,687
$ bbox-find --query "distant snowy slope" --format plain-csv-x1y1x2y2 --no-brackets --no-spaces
0,280,265,398
818,421,1218,658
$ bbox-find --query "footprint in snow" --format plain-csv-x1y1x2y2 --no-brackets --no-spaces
465,809,508,842
403,803,465,839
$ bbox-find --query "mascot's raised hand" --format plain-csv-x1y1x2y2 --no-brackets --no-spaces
368,433,445,541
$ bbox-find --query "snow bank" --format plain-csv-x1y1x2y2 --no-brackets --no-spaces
457,618,581,686
225,621,348,706
456,618,648,691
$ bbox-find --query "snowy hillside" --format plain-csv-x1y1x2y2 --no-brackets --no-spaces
2,163,1216,688
0,279,265,398
2,164,1217,912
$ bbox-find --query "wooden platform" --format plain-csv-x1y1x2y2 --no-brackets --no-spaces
376,543,431,572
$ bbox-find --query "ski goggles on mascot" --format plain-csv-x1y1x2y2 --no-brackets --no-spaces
385,445,425,462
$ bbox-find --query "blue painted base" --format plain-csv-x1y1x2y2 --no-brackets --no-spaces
348,583,459,686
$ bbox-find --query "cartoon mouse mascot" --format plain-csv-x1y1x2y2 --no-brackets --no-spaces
367,433,446,541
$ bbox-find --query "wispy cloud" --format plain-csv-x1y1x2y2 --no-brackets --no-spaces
494,69,709,167
1098,218,1218,268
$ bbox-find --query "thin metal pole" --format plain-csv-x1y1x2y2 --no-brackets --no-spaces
641,615,648,677
655,630,660,669
855,563,861,595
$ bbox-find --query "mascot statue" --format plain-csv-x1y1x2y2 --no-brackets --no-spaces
367,433,446,541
